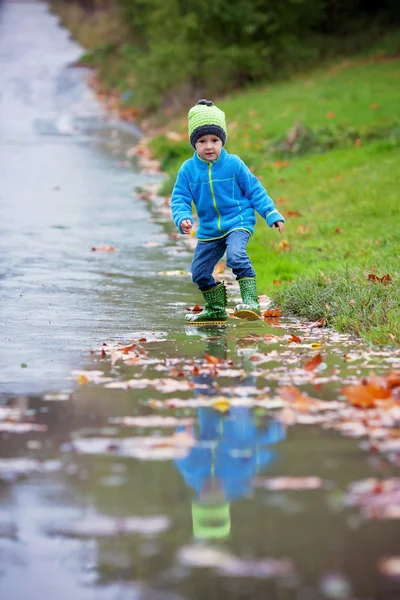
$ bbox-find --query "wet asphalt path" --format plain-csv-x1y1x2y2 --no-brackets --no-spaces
0,0,191,396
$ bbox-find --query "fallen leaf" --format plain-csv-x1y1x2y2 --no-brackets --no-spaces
264,308,282,318
91,245,115,252
264,334,278,343
211,398,231,413
273,280,283,286
76,375,89,385
288,334,301,344
341,383,391,408
186,304,202,313
367,273,392,285
310,318,325,328
304,353,323,371
287,210,302,217
326,111,335,119
278,386,315,412
204,353,221,365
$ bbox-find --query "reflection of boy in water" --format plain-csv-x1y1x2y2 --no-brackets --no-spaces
176,327,286,538
176,408,284,539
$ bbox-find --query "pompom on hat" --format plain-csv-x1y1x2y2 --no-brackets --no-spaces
188,99,227,148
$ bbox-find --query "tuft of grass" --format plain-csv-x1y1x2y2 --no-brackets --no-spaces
272,269,400,346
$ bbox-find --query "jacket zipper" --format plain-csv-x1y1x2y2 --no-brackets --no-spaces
208,162,222,232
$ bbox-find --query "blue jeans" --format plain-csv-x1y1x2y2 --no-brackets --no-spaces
190,229,256,291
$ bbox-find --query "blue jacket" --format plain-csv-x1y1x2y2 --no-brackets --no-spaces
170,148,285,240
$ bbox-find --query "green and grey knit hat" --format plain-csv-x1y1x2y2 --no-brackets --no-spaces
188,99,227,148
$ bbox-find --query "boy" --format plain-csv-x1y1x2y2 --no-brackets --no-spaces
171,99,285,325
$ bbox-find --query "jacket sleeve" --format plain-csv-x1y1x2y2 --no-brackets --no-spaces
170,166,194,234
237,159,285,227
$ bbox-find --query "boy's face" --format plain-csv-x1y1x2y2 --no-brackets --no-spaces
195,134,223,161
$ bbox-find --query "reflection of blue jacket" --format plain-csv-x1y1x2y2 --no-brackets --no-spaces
171,148,285,239
175,407,285,501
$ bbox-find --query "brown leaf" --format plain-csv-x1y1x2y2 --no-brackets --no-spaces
367,272,392,284
342,383,392,408
310,318,325,328
264,307,282,318
273,280,283,286
287,210,302,217
326,111,335,119
304,353,322,371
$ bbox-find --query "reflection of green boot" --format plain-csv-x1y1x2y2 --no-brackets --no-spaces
235,277,261,320
192,501,231,540
185,283,227,325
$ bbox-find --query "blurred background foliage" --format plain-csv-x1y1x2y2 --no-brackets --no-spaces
51,0,400,113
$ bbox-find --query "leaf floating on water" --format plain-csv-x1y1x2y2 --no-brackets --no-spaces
304,353,323,371
91,245,115,252
288,334,301,344
342,382,391,408
211,397,231,413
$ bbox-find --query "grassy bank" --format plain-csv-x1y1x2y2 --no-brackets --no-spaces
152,58,400,346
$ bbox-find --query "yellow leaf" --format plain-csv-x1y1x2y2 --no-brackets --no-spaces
76,375,89,385
211,398,231,413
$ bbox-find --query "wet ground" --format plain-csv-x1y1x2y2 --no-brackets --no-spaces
0,2,399,599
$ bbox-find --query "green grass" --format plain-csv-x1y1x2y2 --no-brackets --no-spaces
151,57,400,345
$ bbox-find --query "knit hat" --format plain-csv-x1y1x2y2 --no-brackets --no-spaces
188,99,227,148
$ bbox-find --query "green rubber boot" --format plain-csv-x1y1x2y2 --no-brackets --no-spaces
234,277,261,320
185,282,228,325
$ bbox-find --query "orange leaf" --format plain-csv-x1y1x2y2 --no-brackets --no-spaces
274,160,290,169
264,307,282,318
335,227,343,233
287,210,302,217
91,245,115,252
369,103,379,109
326,111,335,119
288,334,301,344
273,280,283,286
304,353,322,371
278,386,315,412
204,353,221,365
341,383,391,408
186,304,202,313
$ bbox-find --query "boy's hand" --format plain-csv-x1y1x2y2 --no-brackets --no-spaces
273,221,284,234
181,219,193,234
